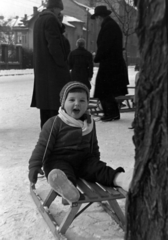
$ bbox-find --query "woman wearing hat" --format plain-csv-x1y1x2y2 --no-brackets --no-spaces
91,6,129,122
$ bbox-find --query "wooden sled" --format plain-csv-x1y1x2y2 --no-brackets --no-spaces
30,178,126,240
88,98,103,116
88,87,136,116
88,96,135,116
115,95,135,112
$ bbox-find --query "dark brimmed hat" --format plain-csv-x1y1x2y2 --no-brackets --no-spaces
47,0,64,10
60,81,90,108
91,6,111,19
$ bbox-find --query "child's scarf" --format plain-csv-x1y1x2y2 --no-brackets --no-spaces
58,107,93,136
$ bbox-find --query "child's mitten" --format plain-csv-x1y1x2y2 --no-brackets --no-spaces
28,167,44,184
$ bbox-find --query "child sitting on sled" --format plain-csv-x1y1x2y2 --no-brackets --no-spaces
28,81,133,203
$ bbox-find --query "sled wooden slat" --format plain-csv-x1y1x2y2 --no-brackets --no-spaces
76,180,125,203
82,180,112,198
100,184,127,196
30,179,126,240
77,178,99,200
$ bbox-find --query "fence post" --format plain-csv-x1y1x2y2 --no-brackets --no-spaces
1,44,8,69
16,44,22,69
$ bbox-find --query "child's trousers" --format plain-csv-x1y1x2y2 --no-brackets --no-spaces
44,157,119,187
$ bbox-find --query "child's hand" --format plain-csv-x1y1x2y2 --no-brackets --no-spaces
28,167,44,184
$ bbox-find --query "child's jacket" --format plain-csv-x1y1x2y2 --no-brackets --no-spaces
29,115,100,173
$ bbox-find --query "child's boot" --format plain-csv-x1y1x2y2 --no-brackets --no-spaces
48,169,80,204
114,168,133,191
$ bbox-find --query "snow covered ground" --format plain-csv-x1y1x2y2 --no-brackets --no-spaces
0,67,137,240
0,68,33,77
0,66,137,96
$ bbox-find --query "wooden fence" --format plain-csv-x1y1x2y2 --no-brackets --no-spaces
0,44,22,70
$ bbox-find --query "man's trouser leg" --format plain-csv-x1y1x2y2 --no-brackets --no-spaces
100,95,120,118
40,109,58,128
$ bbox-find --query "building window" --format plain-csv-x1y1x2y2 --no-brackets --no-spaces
22,35,26,44
17,32,22,44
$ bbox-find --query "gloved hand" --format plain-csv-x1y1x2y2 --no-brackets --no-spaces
28,167,44,184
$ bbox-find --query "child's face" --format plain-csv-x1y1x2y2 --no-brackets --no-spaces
64,91,88,119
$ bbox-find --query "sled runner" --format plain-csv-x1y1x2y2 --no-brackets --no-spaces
30,178,126,240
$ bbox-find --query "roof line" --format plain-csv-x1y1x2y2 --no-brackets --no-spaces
69,0,93,12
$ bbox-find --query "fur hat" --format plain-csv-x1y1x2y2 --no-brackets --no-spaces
91,6,111,19
47,0,64,10
60,81,90,108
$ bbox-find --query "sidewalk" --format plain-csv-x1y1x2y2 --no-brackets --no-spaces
0,66,136,84
0,67,136,97
0,68,33,77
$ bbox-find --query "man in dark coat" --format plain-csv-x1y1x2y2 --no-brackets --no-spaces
91,6,129,121
58,12,71,58
31,0,71,128
68,38,93,90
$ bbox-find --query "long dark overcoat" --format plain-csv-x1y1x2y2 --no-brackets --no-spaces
94,16,129,99
68,47,93,89
31,10,71,110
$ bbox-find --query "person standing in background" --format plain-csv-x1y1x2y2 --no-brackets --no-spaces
68,38,93,90
31,0,71,128
91,6,129,122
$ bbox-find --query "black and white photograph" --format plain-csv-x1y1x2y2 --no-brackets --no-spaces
0,0,167,239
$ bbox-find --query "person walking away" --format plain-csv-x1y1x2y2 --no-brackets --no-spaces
31,0,71,128
68,38,93,90
91,6,129,122
28,81,133,203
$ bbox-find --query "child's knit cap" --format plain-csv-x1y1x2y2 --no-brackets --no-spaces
60,81,90,108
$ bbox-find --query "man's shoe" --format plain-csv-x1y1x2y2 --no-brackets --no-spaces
113,115,120,120
48,169,80,204
101,115,120,122
101,116,113,121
